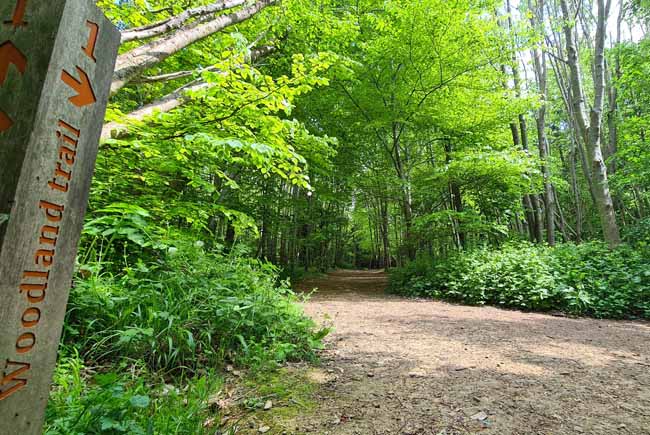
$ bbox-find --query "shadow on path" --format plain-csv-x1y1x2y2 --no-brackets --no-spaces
289,270,650,435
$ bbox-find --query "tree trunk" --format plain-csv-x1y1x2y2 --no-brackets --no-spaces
444,142,466,248
530,0,556,245
392,122,415,261
450,182,465,248
502,5,544,244
560,0,621,247
520,114,544,243
509,121,536,241
605,2,624,174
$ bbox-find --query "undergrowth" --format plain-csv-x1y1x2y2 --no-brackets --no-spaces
45,355,220,435
45,207,328,433
63,245,327,373
389,241,650,319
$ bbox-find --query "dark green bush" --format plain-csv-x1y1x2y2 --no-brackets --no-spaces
550,243,650,318
390,242,650,319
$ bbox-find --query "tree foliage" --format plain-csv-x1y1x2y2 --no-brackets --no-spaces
45,0,650,430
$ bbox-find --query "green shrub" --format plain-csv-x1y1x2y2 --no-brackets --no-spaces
45,355,220,434
550,243,650,318
48,241,328,433
63,244,328,373
390,241,650,319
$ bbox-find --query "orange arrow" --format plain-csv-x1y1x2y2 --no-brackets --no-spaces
61,66,96,107
0,41,27,86
0,110,13,132
4,0,28,28
82,21,99,62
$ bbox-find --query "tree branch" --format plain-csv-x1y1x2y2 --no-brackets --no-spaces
112,0,277,95
120,0,246,43
102,45,276,141
134,67,219,84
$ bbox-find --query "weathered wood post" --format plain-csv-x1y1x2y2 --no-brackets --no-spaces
0,0,120,432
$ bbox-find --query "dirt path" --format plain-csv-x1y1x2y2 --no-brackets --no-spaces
289,270,650,435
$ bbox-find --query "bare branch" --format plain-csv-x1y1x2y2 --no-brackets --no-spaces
112,0,277,94
134,67,219,84
120,0,246,43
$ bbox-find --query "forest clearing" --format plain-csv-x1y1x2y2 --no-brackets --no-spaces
1,0,650,433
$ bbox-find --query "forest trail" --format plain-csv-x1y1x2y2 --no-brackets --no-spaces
288,270,650,435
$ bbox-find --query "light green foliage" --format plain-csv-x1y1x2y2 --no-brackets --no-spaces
289,0,541,264
334,0,514,130
97,53,337,233
418,149,541,234
610,39,650,203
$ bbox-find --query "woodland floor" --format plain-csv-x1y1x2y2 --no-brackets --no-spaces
256,269,650,435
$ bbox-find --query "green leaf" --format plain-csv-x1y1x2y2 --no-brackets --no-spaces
130,395,151,409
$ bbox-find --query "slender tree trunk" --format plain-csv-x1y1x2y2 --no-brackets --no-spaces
536,112,556,245
569,138,583,242
530,0,556,245
520,114,544,243
444,142,466,249
366,200,377,269
560,0,621,247
553,186,570,241
450,183,465,248
509,121,536,241
606,2,624,174
380,198,390,268
633,187,646,219
393,122,415,261
502,3,544,244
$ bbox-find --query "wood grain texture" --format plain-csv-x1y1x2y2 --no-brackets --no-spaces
0,1,119,432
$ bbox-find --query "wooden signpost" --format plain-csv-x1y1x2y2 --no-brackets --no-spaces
0,0,119,432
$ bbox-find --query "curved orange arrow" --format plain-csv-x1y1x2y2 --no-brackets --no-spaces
0,110,13,132
61,66,96,107
0,41,27,86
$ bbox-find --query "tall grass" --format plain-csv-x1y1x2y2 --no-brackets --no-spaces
46,241,328,432
64,244,326,373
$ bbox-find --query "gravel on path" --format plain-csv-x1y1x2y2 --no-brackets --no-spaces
290,270,650,435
